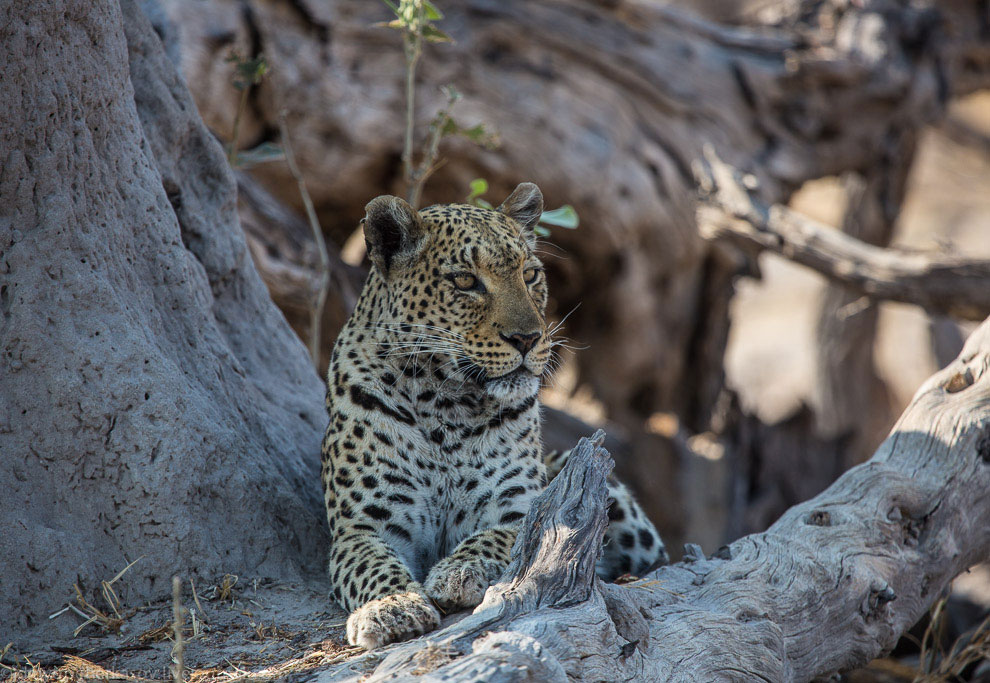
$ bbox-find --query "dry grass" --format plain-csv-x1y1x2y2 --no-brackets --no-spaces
1,641,363,683
209,575,239,605
1,655,147,683
5,578,357,683
35,559,142,638
59,558,143,637
912,597,990,682
246,622,296,643
184,640,362,683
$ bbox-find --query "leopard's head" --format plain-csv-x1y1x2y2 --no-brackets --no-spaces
363,183,551,402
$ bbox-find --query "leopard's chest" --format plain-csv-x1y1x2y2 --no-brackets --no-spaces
380,418,540,580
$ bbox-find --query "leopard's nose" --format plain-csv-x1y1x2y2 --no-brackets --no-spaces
500,331,540,356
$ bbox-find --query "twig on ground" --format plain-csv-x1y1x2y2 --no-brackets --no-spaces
211,574,239,604
68,557,143,637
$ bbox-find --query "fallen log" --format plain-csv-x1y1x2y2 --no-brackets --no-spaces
311,316,990,681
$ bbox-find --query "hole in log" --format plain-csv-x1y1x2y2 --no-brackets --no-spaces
619,640,638,658
805,510,831,526
888,505,924,546
944,368,974,393
736,609,764,623
712,545,732,560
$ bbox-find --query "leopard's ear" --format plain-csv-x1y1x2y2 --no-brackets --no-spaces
363,195,426,276
498,182,543,240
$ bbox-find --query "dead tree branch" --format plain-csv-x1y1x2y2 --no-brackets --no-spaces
696,149,990,321
308,317,990,681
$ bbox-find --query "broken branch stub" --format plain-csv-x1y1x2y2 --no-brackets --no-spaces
478,429,613,617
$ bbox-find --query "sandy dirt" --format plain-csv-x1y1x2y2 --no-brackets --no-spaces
1,576,362,682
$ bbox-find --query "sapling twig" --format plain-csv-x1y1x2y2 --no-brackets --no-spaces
279,110,330,370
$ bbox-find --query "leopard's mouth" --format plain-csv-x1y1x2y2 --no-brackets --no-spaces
457,360,535,385
487,365,533,384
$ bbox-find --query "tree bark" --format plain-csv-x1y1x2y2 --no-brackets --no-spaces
812,171,898,467
0,0,326,639
311,317,990,682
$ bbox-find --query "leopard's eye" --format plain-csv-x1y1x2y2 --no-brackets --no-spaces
451,272,479,291
523,267,539,284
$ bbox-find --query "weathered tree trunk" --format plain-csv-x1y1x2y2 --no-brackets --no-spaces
0,0,327,639
310,317,990,682
813,170,902,469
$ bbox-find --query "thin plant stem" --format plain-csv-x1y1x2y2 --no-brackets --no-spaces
408,112,447,209
227,87,249,167
402,29,423,206
171,576,185,683
279,110,330,370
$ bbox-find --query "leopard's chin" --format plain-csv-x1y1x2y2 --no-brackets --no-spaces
483,368,540,403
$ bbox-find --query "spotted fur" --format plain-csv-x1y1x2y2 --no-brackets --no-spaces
321,183,666,649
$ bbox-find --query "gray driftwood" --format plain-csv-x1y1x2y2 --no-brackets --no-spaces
312,319,990,682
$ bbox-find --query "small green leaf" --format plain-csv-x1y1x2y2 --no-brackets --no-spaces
439,116,459,136
456,123,498,150
422,24,453,43
228,54,269,90
466,178,488,201
461,124,486,142
233,142,285,170
539,205,579,229
422,0,444,20
533,225,551,237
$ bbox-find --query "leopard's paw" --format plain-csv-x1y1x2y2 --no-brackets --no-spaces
424,558,503,611
345,591,441,650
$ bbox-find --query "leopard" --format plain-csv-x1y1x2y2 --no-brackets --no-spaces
321,182,667,650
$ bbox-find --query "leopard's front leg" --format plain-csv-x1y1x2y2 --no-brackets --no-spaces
424,525,517,611
328,527,440,649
